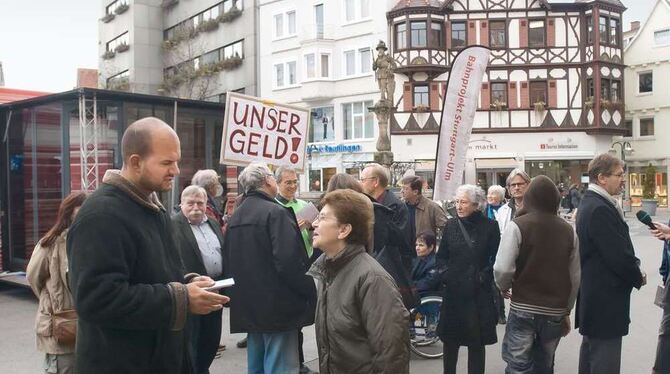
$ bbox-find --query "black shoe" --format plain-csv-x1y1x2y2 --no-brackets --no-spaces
299,364,318,374
236,337,247,348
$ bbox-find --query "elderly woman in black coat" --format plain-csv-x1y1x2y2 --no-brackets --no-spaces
437,184,500,374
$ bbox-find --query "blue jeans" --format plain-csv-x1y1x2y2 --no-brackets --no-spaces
247,330,300,374
502,309,564,374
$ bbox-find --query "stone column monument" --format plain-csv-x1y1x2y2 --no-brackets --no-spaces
370,40,396,166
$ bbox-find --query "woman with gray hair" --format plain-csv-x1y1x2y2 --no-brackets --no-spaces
191,169,227,228
436,184,501,374
485,185,506,221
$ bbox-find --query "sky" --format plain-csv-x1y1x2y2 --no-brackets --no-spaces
0,0,659,93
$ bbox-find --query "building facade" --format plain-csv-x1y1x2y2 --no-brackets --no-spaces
98,0,257,101
623,0,670,208
387,0,628,192
258,0,397,193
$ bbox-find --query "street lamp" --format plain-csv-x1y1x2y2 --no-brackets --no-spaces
611,141,634,214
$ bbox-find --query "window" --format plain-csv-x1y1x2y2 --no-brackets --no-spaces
587,16,593,43
287,61,297,85
639,72,653,93
601,79,610,100
360,48,371,73
343,101,374,139
106,32,129,52
344,0,355,22
599,16,608,44
222,0,241,13
106,0,127,15
309,106,335,142
429,22,444,48
321,54,330,78
611,80,620,101
202,5,220,21
396,23,407,50
274,14,283,38
344,0,369,23
107,70,129,90
413,85,429,107
451,22,466,48
344,50,356,76
274,11,296,38
624,119,633,137
411,21,427,47
640,118,654,136
586,78,594,100
305,54,316,79
489,21,506,48
274,64,284,87
222,40,243,59
274,61,297,88
610,18,619,46
655,29,670,46
491,82,507,104
529,81,547,104
315,4,324,38
201,50,218,66
528,20,546,48
287,11,296,34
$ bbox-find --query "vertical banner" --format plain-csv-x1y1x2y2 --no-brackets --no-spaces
220,92,310,172
433,46,490,201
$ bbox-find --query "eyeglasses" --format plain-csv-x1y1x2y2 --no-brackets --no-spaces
610,172,625,178
313,213,337,224
509,182,528,188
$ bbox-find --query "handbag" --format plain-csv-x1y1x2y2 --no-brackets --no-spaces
52,309,78,346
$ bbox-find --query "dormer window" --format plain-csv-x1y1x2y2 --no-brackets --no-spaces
411,21,427,48
395,23,407,50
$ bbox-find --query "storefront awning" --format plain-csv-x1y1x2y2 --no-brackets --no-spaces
475,158,518,169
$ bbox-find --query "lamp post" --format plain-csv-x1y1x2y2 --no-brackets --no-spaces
611,141,633,214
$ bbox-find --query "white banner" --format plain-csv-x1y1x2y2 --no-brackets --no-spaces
220,92,310,171
434,46,490,201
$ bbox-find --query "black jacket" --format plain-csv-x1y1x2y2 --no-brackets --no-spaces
172,212,224,279
411,253,441,297
67,182,191,374
223,190,316,333
380,189,410,242
575,190,643,338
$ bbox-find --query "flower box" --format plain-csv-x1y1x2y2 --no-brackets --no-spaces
114,3,129,15
102,50,116,60
101,13,115,23
217,7,242,23
115,43,130,53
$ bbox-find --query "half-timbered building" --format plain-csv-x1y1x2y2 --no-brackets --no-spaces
387,0,627,190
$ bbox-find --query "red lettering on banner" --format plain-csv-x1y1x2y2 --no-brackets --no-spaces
232,101,248,125
289,113,302,136
267,108,279,131
247,132,261,156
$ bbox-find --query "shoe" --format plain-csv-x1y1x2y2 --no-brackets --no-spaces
236,337,247,348
299,364,318,374
217,344,226,352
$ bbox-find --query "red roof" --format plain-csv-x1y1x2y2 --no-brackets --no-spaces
0,87,50,104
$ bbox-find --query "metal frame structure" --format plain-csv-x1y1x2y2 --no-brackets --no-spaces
78,92,99,191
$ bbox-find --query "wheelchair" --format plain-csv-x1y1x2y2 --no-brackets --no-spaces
409,294,443,359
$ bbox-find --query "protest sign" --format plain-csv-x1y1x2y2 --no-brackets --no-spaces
220,92,310,171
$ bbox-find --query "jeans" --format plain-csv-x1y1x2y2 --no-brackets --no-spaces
502,309,563,374
247,330,300,374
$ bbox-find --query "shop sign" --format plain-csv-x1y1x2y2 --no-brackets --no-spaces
539,137,579,150
468,138,498,151
220,92,310,171
307,144,362,154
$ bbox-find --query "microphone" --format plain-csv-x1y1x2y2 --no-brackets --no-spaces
636,210,657,230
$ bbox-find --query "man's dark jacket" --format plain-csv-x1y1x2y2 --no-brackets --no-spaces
172,212,224,373
223,190,316,333
575,189,643,339
67,174,192,374
380,189,409,239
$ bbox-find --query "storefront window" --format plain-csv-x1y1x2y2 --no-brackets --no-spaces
308,167,336,192
525,160,589,189
629,168,668,207
309,107,335,142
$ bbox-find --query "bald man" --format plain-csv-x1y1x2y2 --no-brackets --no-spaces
67,117,229,374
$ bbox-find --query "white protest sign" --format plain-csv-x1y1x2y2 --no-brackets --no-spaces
220,92,310,171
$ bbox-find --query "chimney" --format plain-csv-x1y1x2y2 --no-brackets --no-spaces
630,21,640,31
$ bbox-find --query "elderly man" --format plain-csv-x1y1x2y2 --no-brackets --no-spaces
191,169,226,228
400,175,447,242
67,117,229,374
496,169,531,236
173,186,226,374
223,163,316,374
576,153,646,374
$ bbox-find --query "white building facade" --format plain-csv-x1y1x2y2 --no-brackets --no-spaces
388,0,628,191
258,0,398,193
623,0,670,208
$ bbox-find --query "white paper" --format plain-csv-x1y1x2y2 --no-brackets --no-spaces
205,278,235,291
296,202,319,224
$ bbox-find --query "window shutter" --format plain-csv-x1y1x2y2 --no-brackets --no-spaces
519,19,528,48
547,18,555,47
480,21,489,46
403,82,412,111
520,81,530,108
468,21,477,45
508,81,518,109
430,82,440,111
548,80,558,108
480,82,490,109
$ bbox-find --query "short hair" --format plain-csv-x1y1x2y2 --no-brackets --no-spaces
401,176,423,194
487,185,506,201
181,185,207,200
588,153,624,183
326,173,364,193
121,117,169,161
505,168,531,187
238,163,273,194
191,169,220,190
321,189,374,246
455,184,487,211
274,166,297,183
363,163,390,188
416,230,437,250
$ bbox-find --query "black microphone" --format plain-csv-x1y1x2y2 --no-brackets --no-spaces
636,210,656,230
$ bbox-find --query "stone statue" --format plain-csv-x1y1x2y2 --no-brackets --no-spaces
372,40,396,104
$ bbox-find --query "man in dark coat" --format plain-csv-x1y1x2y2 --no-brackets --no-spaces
173,185,226,374
576,153,646,374
223,163,316,373
67,118,230,374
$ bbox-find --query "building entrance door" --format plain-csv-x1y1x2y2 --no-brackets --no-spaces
476,169,512,193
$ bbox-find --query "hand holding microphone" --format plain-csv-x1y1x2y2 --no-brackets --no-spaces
637,210,670,240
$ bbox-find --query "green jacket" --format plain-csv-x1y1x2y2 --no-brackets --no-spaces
276,195,313,258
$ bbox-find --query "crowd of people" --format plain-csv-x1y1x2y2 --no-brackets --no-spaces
23,117,670,374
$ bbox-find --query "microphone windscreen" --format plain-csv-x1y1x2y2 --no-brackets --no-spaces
636,210,655,229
